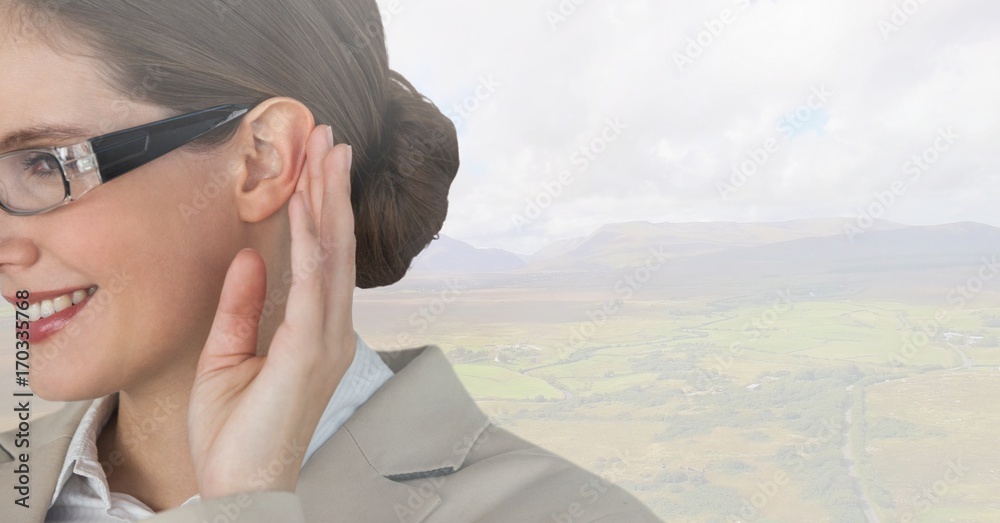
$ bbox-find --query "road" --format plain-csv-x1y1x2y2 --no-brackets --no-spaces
840,398,881,523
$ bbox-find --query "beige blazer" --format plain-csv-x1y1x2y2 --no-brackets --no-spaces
0,344,662,522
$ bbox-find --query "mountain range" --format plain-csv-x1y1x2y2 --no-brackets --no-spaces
409,218,999,277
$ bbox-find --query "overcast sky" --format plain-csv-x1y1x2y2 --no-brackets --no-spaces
378,0,999,255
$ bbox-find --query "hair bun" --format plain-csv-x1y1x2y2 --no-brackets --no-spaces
352,69,460,288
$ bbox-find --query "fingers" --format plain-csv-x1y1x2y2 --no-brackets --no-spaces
319,145,356,341
197,248,267,378
283,191,323,329
304,125,333,229
287,124,356,361
320,144,354,252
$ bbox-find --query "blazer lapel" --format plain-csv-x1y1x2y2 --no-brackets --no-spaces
350,345,491,481
296,345,492,523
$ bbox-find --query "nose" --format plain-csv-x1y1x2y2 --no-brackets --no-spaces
0,213,40,273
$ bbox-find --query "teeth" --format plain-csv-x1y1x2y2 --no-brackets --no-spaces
26,303,41,322
40,300,55,319
27,286,96,322
53,295,73,313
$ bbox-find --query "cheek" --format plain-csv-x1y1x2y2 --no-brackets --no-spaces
59,164,241,357
111,178,243,340
25,158,245,399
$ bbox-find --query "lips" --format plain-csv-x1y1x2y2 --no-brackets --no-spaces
23,287,98,344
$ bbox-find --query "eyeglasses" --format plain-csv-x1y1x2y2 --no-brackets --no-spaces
0,104,251,216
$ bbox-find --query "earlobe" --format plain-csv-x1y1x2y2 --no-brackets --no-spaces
233,98,315,223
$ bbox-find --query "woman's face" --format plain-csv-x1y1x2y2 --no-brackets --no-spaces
0,31,250,400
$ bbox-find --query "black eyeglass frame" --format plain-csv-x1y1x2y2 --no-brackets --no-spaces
0,103,252,216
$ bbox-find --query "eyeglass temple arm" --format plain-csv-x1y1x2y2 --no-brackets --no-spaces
88,104,251,182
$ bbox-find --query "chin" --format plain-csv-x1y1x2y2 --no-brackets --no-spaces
28,354,112,403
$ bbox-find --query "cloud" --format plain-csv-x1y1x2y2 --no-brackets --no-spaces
379,0,1000,254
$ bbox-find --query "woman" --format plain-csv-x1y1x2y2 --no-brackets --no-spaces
0,1,661,521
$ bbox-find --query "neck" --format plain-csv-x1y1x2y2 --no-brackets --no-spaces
96,364,199,512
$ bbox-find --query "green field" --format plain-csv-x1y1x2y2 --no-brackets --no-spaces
353,285,1000,522
452,363,564,400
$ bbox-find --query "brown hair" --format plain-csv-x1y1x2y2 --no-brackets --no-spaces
4,0,460,288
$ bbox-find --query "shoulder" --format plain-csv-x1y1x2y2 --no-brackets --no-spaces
399,420,663,523
0,400,91,463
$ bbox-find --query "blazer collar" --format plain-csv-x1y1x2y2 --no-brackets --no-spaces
298,344,492,522
346,344,491,480
0,344,491,523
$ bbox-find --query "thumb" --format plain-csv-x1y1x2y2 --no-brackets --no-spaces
197,248,267,378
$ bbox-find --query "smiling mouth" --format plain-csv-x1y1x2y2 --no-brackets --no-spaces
25,286,98,322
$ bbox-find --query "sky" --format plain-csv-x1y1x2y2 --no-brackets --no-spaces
377,0,1000,256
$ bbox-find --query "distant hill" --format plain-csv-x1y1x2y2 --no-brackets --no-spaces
409,220,999,284
518,218,908,272
661,221,1000,279
409,234,526,274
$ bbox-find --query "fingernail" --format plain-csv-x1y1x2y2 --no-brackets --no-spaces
326,125,335,149
342,145,353,172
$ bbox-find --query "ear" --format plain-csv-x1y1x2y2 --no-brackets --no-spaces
232,97,315,223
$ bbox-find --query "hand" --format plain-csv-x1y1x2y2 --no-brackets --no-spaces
188,125,356,498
